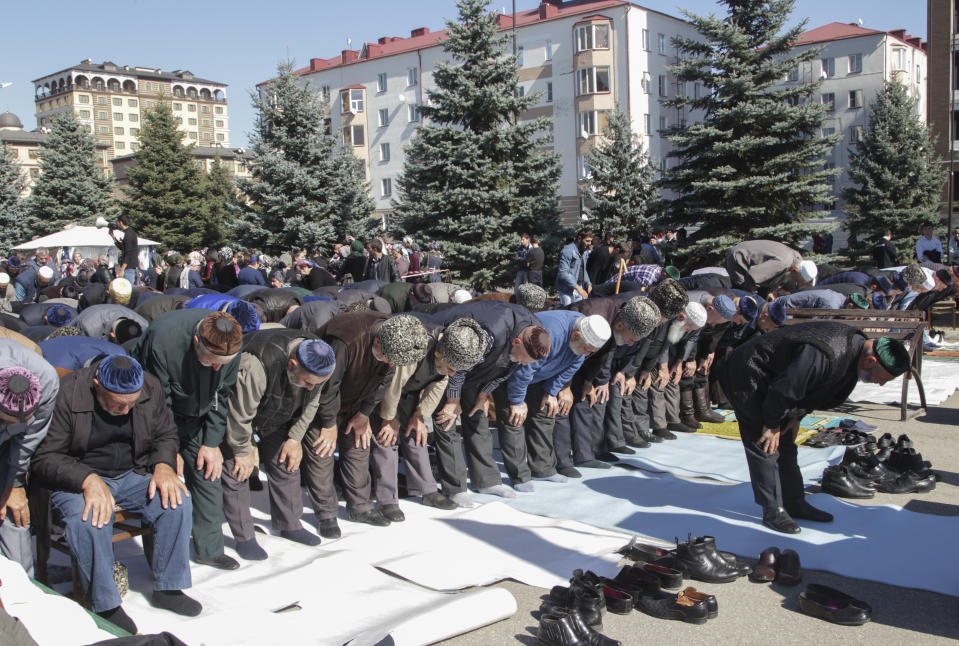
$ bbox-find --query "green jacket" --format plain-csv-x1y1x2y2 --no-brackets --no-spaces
130,308,238,447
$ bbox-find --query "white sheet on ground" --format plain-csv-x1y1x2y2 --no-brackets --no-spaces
849,358,959,405
613,433,846,484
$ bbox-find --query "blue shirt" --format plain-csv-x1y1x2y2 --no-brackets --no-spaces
507,310,586,405
237,266,266,286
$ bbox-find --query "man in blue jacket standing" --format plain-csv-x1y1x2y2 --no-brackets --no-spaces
555,229,593,305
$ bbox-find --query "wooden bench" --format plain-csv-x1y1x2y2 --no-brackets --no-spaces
929,297,957,330
783,308,928,421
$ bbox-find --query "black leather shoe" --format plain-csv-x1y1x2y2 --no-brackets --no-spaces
538,612,588,646
538,606,620,646
784,498,834,523
895,433,913,450
348,508,391,526
635,589,709,624
877,432,894,449
607,445,636,455
632,561,683,590
318,518,342,539
625,436,650,449
774,549,802,586
639,428,663,444
749,546,780,582
682,587,718,619
886,447,926,473
666,422,697,434
601,584,633,614
194,554,240,570
799,584,871,626
694,536,750,577
379,504,405,522
674,535,742,582
595,452,621,463
821,465,875,499
877,470,936,494
558,466,583,478
762,507,801,534
652,428,676,440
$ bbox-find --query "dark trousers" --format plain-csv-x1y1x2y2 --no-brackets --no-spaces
178,429,225,560
553,388,601,467
370,395,440,504
301,415,374,520
491,383,560,483
629,386,651,436
221,429,304,541
603,383,628,449
433,384,504,494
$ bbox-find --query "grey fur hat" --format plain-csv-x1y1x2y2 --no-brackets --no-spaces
648,278,689,320
516,283,547,310
378,314,430,366
619,296,661,339
437,317,486,372
902,263,926,287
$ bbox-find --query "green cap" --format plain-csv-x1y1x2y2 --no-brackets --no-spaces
874,337,909,377
849,293,869,310
664,265,680,280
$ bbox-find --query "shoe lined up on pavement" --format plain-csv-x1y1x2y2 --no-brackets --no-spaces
799,584,872,626
748,546,802,585
821,433,936,498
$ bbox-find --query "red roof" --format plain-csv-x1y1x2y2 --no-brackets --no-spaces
793,22,926,51
259,0,629,86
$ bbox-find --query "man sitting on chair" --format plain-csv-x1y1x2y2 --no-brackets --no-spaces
31,354,200,634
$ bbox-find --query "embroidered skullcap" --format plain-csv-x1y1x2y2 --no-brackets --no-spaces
197,311,243,356
296,339,336,377
799,260,818,285
872,293,889,310
902,263,926,287
685,302,707,329
521,326,551,361
437,318,486,372
452,289,472,304
410,283,433,305
222,300,261,333
712,295,736,320
648,278,688,320
619,296,661,339
37,266,54,282
767,300,787,326
112,318,143,345
873,275,893,295
516,283,547,310
574,315,611,349
6,256,21,269
108,278,133,304
0,367,42,421
47,325,83,339
664,266,681,280
740,295,760,321
378,315,429,366
849,293,869,310
874,337,909,377
96,355,143,394
0,273,8,285
220,246,234,261
44,305,74,328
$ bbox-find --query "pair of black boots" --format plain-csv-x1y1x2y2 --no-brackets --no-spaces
538,570,619,646
618,535,749,584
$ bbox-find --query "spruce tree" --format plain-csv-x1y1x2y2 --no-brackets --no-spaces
394,0,561,290
0,142,27,254
24,111,115,237
236,61,374,254
842,79,946,256
124,103,211,252
200,154,234,250
331,146,380,243
584,110,657,239
659,0,839,268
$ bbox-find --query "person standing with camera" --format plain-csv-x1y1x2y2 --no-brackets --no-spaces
113,215,138,286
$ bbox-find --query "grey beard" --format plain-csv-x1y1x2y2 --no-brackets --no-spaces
287,368,306,389
666,320,686,345
612,327,625,346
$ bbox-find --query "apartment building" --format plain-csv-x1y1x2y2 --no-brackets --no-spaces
110,145,253,190
927,0,957,222
33,60,230,166
772,22,928,229
259,0,702,227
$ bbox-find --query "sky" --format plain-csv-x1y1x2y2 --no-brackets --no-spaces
0,0,928,147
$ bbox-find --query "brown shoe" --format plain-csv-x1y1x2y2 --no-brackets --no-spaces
749,546,780,583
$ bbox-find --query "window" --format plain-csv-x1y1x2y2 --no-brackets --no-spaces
659,115,668,131
27,149,39,160
201,132,211,140
821,57,835,77
143,82,152,91
187,88,197,99
188,118,197,125
128,114,138,122
344,124,365,146
322,118,332,135
341,88,364,113
128,99,137,107
849,125,863,142
658,75,668,97
215,106,224,115
658,33,666,55
30,168,39,178
576,66,610,95
848,89,863,109
131,128,139,137
516,85,526,98
788,66,799,82
215,120,224,128
644,113,651,135
78,110,91,118
176,117,183,125
215,133,224,142
115,141,125,150
173,86,183,97
78,95,90,104
785,95,800,107
546,81,553,103
848,53,862,74
173,103,182,111
114,127,124,135
577,155,591,180
377,73,388,93
694,83,702,99
143,100,154,109
97,97,109,105
188,131,197,139
95,80,104,91
379,142,390,161
112,97,122,106
823,127,836,138
131,142,140,151
659,159,667,173
407,67,418,87
188,104,196,112
575,23,610,52
97,111,108,120
546,40,553,61
320,86,330,102
201,105,209,113
642,29,650,51
202,119,211,127
378,108,389,127
578,111,600,137
892,48,906,72
98,125,110,134
821,92,835,111
408,103,420,122
641,76,650,94
381,178,392,197
517,46,524,66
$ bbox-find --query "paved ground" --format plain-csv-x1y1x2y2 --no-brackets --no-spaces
433,382,959,645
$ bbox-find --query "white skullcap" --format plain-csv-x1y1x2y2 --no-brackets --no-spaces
0,272,8,284
799,260,817,285
575,314,611,349
108,277,133,303
685,302,707,329
38,266,54,281
452,289,472,304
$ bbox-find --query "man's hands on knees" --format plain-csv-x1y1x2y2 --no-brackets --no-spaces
81,474,115,528
278,438,303,473
310,426,338,457
149,463,190,509
0,486,30,528
196,445,224,481
231,451,258,482
758,427,782,454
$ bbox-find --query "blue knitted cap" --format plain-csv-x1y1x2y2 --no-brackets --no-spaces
96,354,144,394
296,340,336,377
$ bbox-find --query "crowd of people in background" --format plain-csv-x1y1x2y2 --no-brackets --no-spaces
0,217,954,633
